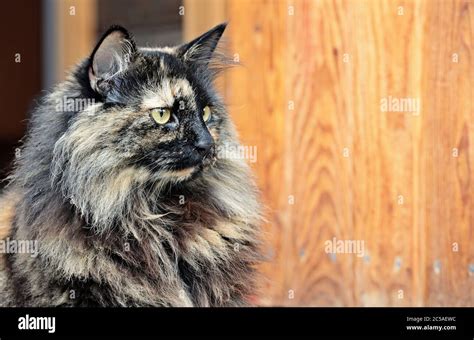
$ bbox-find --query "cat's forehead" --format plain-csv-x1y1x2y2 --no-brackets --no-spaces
136,49,197,109
138,47,182,72
141,77,195,109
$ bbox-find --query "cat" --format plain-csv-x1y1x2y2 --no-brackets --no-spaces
0,23,262,307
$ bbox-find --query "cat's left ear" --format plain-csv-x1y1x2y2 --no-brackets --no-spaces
177,23,227,65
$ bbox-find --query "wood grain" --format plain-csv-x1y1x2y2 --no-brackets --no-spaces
420,0,474,306
225,0,290,306
208,0,473,306
56,0,97,82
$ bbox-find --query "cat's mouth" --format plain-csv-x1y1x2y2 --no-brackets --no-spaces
163,152,216,181
173,147,216,170
136,146,216,182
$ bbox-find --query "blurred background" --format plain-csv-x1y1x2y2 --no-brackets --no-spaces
0,0,472,306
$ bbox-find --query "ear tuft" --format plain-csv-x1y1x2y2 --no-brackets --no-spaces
89,25,136,94
177,23,227,65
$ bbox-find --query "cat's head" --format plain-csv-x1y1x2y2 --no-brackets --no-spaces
57,23,232,182
100,24,230,172
49,24,246,228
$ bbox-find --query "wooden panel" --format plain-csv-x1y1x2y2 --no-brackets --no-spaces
286,0,360,307
183,0,226,40
183,0,227,94
341,0,423,307
420,0,474,306
184,0,473,306
56,0,97,82
226,0,289,306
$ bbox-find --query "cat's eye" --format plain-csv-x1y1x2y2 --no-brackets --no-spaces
203,106,211,122
150,108,171,125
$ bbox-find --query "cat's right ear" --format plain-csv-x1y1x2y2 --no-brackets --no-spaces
88,26,136,94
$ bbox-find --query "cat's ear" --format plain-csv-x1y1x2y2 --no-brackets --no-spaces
88,25,136,94
177,23,227,65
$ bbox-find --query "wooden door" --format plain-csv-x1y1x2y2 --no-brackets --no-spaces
185,0,474,306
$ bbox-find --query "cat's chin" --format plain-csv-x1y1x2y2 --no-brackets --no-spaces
154,154,216,183
157,165,201,183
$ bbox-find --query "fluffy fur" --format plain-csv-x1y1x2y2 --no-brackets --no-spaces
0,24,262,306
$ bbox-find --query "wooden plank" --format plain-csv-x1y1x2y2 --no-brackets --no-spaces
420,0,474,306
226,0,289,306
342,0,424,307
282,0,357,306
55,0,97,82
183,0,226,41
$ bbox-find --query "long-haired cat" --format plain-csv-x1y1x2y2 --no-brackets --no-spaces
0,23,262,306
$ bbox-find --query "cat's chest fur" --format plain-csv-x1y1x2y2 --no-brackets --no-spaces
2,157,261,307
3,189,258,307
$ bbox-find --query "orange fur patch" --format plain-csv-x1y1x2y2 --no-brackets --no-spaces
0,190,20,240
162,167,195,179
209,128,219,141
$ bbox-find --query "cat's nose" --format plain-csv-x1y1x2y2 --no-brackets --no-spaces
194,132,213,156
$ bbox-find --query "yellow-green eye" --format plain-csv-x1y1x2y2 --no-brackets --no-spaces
203,106,211,122
151,108,171,125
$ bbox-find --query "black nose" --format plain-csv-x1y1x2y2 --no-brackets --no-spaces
194,132,213,156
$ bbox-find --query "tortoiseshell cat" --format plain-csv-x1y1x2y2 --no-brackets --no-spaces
0,23,262,306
